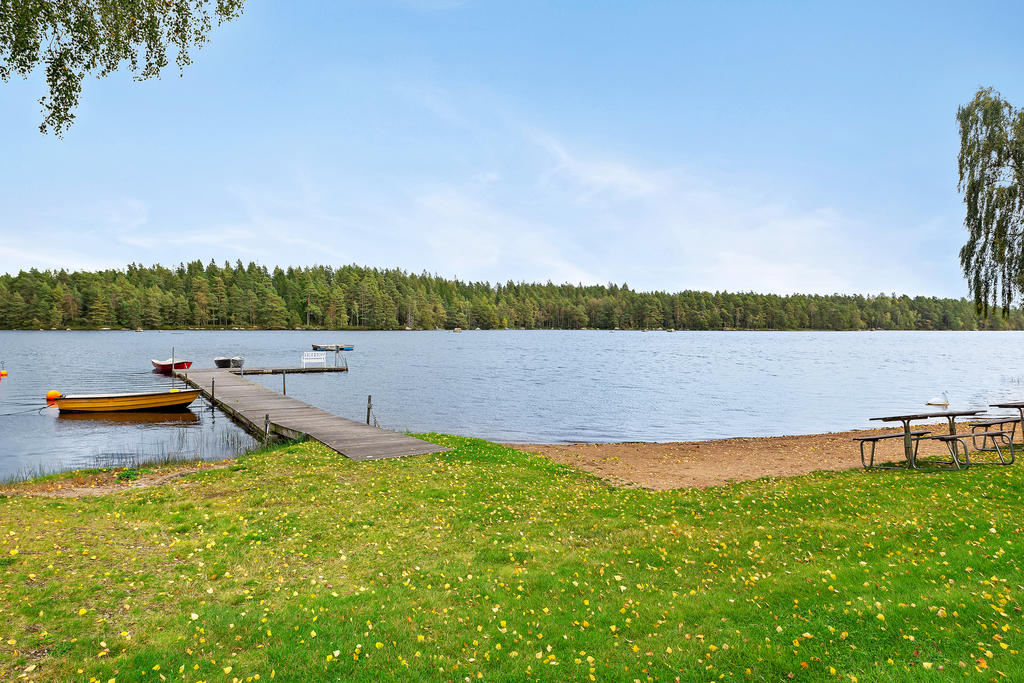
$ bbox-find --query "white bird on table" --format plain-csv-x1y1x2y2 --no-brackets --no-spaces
926,391,949,407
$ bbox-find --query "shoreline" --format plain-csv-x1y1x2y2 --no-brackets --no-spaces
508,422,988,489
0,423,1004,493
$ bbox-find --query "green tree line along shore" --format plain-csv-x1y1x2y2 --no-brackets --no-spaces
1,261,1023,331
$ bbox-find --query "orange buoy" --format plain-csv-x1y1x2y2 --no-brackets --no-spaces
0,370,7,377
46,390,62,403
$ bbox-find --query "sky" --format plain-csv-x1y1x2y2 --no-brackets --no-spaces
2,0,1023,297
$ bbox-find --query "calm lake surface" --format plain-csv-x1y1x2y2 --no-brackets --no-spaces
2,329,1023,478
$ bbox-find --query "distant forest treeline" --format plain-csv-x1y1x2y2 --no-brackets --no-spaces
0,261,1022,331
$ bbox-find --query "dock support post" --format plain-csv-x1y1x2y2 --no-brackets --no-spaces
264,413,270,440
211,377,215,408
366,395,372,425
282,372,286,396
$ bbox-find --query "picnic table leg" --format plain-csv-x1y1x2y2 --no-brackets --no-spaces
1008,408,1024,461
902,419,916,468
950,438,968,470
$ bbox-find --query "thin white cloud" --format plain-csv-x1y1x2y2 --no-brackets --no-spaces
120,182,354,261
0,79,959,297
513,130,940,294
410,189,601,283
0,242,120,275
27,197,149,236
393,83,470,128
532,131,671,202
0,130,943,296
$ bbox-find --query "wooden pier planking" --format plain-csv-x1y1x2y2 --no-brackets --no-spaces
175,368,446,461
233,366,349,375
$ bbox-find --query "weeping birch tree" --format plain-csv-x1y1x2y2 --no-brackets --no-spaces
957,87,1024,314
0,0,245,135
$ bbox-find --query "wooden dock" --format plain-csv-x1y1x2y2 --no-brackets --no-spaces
175,368,447,461
234,366,349,375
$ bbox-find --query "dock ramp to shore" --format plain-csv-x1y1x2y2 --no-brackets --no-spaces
175,368,447,461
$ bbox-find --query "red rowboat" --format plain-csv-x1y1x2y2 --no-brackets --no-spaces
151,358,193,374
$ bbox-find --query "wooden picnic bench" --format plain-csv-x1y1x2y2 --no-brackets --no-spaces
918,429,1015,468
986,402,1024,447
866,409,986,470
968,415,1021,453
853,430,930,469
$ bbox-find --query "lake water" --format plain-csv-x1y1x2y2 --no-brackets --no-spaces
2,329,1024,479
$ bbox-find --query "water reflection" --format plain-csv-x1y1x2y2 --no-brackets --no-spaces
57,410,200,427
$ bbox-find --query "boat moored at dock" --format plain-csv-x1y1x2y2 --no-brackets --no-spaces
152,358,193,373
55,389,201,413
312,344,354,351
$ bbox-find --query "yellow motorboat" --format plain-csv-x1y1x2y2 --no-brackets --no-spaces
55,389,201,413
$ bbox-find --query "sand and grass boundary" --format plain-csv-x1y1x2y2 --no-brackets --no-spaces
509,422,1011,489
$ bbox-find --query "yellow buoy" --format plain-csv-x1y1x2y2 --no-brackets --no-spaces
0,370,7,376
46,390,62,401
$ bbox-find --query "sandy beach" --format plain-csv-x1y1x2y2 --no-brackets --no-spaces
508,422,1011,489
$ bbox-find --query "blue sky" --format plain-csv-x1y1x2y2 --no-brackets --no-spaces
1,0,1022,296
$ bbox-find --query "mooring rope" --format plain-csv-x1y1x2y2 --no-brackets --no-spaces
0,405,50,417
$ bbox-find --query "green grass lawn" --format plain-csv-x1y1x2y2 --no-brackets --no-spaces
1,435,1022,681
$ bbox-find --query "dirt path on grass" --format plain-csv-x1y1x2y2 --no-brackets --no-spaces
1,462,233,498
508,423,994,489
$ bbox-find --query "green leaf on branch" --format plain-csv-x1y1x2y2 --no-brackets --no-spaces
957,87,1024,315
0,0,245,135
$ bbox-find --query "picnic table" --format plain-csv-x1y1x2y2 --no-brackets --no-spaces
978,401,1024,453
989,401,1024,425
867,409,986,469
